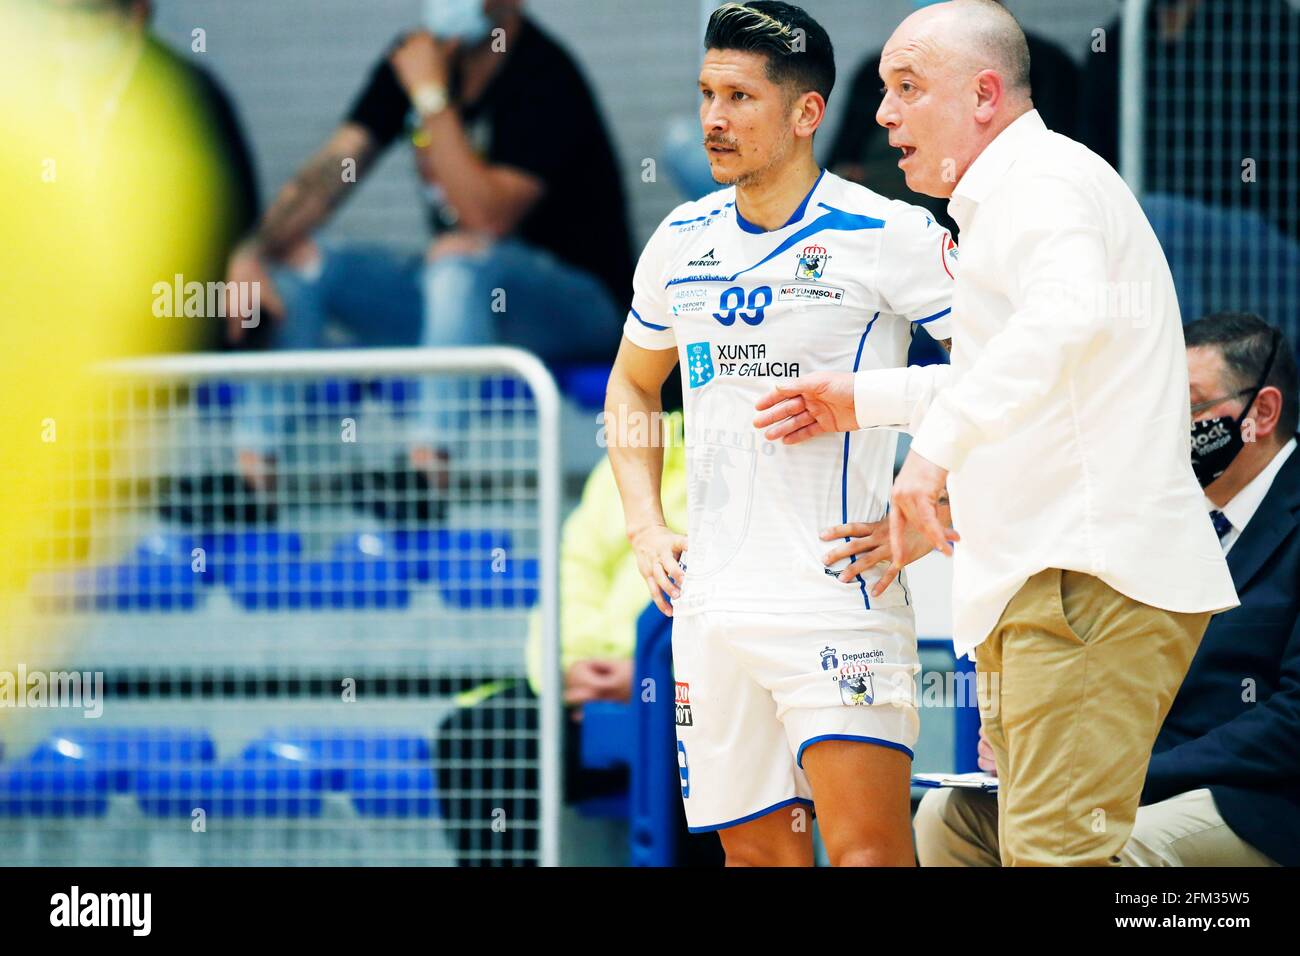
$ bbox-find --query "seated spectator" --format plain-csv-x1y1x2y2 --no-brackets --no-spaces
826,0,1079,237
913,313,1299,866
225,0,632,492
433,411,721,866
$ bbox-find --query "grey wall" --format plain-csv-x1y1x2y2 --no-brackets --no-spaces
151,0,1121,258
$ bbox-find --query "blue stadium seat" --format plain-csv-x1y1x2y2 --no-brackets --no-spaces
32,558,204,614
27,728,216,793
434,551,540,610
135,763,325,818
366,377,421,409
196,530,304,588
347,765,438,818
241,729,432,791
193,379,243,416
341,529,492,584
28,532,210,613
135,531,197,562
229,556,410,611
0,763,111,817
332,529,538,608
553,363,612,410
478,375,535,406
300,378,366,418
477,365,611,410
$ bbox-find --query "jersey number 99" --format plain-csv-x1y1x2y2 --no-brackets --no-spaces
712,285,772,327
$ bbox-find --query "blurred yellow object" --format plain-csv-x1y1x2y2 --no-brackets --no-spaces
0,1,240,662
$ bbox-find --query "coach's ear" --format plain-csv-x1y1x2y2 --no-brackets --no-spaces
792,91,826,140
972,69,1004,125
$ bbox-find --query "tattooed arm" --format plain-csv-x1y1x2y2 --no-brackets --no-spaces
252,123,377,259
224,124,376,341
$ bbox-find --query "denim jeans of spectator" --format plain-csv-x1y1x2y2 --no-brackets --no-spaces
232,237,623,454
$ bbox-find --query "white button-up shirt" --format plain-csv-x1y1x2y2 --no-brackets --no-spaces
1208,437,1297,554
853,109,1239,656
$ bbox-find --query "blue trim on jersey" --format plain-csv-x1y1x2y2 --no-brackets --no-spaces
629,306,669,332
914,306,952,326
686,796,816,833
665,202,886,288
841,311,880,611
796,734,915,769
669,202,736,228
734,168,826,234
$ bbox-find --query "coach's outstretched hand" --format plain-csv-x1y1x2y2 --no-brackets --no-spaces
630,524,688,617
820,518,934,597
891,449,960,563
753,371,858,444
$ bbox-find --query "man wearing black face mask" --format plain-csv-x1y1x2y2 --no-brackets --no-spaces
1190,318,1296,510
916,312,1299,866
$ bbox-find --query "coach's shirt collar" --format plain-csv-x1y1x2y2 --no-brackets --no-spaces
948,108,1046,230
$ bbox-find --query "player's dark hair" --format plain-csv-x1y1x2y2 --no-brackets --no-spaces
1185,311,1299,439
704,2,836,106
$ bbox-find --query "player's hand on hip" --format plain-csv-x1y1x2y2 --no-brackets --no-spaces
821,518,934,596
752,371,858,444
889,449,959,565
629,524,688,616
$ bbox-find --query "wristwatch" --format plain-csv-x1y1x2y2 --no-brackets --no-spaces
411,83,449,120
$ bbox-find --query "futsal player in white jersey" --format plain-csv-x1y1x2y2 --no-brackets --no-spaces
604,2,956,866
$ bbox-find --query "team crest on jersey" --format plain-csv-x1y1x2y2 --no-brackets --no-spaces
839,669,876,706
686,341,714,388
795,244,830,280
826,648,885,705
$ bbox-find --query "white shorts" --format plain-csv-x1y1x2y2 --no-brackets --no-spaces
672,606,920,832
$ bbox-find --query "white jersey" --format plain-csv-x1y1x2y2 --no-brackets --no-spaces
624,170,956,617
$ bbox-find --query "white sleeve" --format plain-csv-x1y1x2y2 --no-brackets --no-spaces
853,365,953,436
621,217,677,351
911,173,1110,472
877,203,957,341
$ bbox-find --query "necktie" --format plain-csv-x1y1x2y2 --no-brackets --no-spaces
1209,509,1233,545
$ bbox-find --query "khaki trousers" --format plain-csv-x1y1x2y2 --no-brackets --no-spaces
915,786,1279,867
974,568,1211,866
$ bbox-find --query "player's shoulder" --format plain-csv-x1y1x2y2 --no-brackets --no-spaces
818,173,943,238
